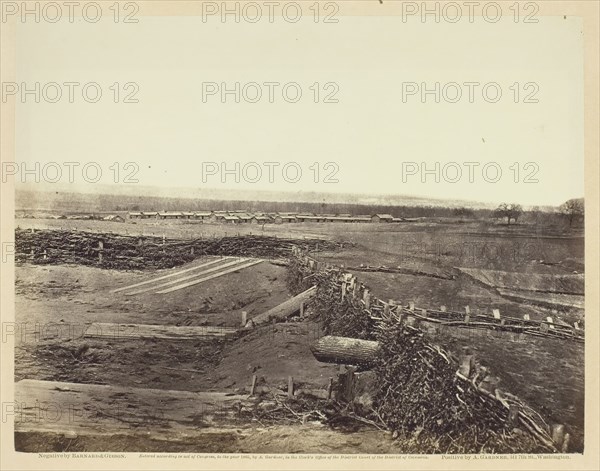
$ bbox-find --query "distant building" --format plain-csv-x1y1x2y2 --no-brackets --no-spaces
273,215,297,224
236,213,253,223
210,213,227,223
250,215,271,224
159,211,184,219
371,214,394,223
193,211,213,221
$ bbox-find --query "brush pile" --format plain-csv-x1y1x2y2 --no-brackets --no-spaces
286,254,560,453
15,228,339,270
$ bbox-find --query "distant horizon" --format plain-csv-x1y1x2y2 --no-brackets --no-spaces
15,182,582,211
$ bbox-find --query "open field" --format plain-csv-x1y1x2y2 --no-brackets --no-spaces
13,216,585,452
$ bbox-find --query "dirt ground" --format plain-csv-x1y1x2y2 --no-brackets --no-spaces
14,259,339,391
12,217,585,452
16,425,406,453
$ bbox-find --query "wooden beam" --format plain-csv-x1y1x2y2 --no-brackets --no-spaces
84,323,238,340
111,257,235,293
250,286,317,327
129,258,256,295
156,259,263,294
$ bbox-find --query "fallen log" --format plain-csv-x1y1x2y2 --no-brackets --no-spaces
310,336,380,367
248,286,317,327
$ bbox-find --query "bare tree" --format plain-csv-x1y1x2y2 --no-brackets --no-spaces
494,203,523,225
560,198,584,227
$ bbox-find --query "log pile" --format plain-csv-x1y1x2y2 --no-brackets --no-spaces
14,229,339,270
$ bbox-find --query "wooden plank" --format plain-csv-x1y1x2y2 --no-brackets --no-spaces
14,379,248,439
127,258,254,295
111,257,235,293
156,259,263,294
84,323,238,340
250,286,317,326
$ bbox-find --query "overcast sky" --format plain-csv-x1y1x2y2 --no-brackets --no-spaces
13,12,584,207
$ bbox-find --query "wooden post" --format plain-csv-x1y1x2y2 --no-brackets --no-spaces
363,289,371,310
288,376,294,398
341,282,346,301
341,367,356,402
250,374,258,396
300,301,305,317
562,433,571,453
43,250,47,260
551,424,565,448
98,240,104,263
327,377,333,400
241,311,247,327
464,306,470,323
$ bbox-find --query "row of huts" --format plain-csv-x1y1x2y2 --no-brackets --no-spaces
128,211,401,224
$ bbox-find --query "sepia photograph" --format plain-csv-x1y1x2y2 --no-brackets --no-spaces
0,1,598,470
